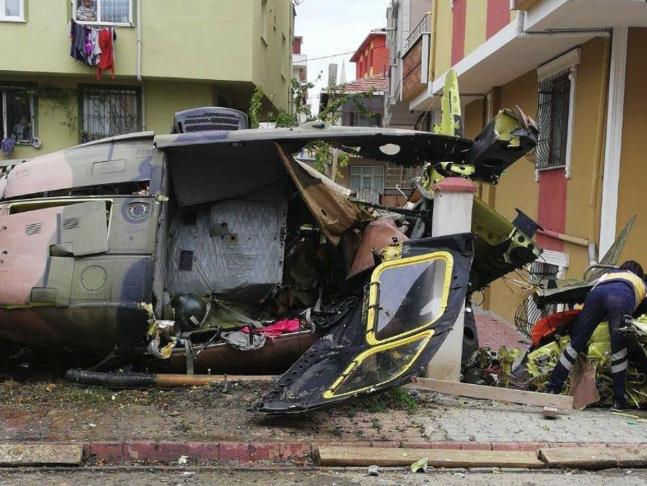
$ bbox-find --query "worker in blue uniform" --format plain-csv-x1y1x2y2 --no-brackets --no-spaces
547,260,647,411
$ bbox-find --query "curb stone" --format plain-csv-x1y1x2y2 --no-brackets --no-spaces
3,440,643,466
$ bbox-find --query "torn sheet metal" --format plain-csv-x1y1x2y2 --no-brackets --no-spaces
471,198,541,291
348,217,409,278
465,106,539,184
254,233,474,413
276,143,369,246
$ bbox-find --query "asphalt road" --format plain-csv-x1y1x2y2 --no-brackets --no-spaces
0,468,645,485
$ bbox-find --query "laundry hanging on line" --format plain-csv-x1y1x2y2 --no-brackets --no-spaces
69,20,117,80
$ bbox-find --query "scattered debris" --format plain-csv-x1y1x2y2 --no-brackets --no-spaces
542,406,560,419
410,457,428,473
367,465,380,476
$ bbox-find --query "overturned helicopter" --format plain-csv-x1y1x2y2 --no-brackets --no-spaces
0,78,541,412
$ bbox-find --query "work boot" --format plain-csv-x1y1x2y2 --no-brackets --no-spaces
611,399,628,412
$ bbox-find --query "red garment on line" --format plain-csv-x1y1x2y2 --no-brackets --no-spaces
96,28,115,80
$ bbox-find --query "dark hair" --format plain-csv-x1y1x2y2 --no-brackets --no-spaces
620,260,644,277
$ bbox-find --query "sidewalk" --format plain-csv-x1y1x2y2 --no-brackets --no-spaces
474,310,528,351
2,374,647,465
1,309,641,466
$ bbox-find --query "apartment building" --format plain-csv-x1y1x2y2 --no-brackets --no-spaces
0,0,294,160
385,0,647,322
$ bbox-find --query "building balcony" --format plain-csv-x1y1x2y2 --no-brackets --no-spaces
400,12,431,103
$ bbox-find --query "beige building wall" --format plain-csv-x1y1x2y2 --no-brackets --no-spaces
562,38,608,278
251,0,293,112
0,0,292,105
461,37,611,323
617,27,647,264
431,0,453,79
0,0,293,161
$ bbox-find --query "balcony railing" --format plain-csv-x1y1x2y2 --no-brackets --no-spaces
402,12,431,54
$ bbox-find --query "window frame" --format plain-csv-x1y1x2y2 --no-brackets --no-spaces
349,165,385,192
78,84,142,143
0,84,37,145
323,330,434,399
535,48,580,178
365,251,454,345
72,0,134,27
0,0,25,22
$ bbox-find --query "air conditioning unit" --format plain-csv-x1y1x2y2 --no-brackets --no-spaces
172,107,249,134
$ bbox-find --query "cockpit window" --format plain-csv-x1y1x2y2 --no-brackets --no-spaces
366,252,452,344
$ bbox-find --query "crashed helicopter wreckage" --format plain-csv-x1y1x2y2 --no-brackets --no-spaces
0,82,541,413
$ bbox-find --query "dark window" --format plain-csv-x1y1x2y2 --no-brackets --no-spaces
1,86,35,144
182,210,197,226
80,86,141,142
372,258,448,341
179,251,194,271
536,70,571,169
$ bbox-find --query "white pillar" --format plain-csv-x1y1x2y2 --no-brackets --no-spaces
426,177,476,381
599,26,628,255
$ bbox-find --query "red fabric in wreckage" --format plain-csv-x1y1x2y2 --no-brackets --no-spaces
531,309,580,347
96,28,115,80
242,319,301,339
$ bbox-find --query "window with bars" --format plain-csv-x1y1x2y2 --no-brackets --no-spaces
80,86,140,142
74,0,132,25
0,86,35,144
0,0,23,21
535,70,571,170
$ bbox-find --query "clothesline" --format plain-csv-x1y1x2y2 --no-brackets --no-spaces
69,19,117,80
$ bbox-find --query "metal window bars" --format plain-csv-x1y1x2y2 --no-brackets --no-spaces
534,69,571,170
402,12,432,54
81,87,139,142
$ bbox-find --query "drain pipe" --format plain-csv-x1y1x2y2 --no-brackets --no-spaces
136,0,145,129
136,0,143,82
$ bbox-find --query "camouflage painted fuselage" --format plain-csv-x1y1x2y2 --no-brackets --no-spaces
0,133,159,354
0,119,539,359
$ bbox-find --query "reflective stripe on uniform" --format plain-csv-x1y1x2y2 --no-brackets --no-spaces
612,348,628,361
559,353,575,371
564,343,578,360
611,360,628,374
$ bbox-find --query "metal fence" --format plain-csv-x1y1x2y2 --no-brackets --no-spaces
403,12,432,53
